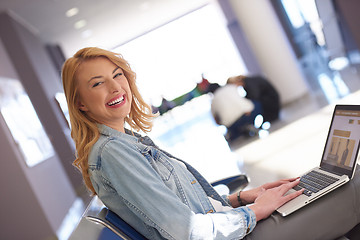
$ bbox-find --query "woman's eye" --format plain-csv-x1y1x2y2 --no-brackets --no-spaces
92,82,103,88
114,73,123,78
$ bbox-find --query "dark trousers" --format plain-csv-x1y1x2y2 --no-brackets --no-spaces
227,101,263,139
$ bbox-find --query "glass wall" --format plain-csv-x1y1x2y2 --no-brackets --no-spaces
113,3,247,107
278,0,355,103
0,77,54,167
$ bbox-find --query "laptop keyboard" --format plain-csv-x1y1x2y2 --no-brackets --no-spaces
293,170,339,196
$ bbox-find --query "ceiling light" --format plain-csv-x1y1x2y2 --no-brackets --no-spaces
65,7,79,17
82,29,93,38
74,20,87,29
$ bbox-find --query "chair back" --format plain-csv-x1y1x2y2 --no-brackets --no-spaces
70,196,147,240
101,209,147,240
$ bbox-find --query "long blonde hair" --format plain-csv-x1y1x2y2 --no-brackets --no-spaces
62,47,156,194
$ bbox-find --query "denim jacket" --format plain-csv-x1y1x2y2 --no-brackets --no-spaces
88,124,256,239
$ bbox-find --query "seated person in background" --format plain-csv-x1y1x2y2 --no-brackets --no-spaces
210,82,263,141
158,96,176,115
227,75,280,123
62,47,360,240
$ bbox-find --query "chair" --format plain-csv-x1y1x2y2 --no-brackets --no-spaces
69,174,249,240
86,207,145,240
211,174,249,194
69,196,139,240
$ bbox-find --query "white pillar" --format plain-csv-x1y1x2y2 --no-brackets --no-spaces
229,0,309,104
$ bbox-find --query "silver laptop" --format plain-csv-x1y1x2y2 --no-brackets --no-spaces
277,104,360,217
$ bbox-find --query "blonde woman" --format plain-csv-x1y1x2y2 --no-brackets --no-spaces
62,47,360,239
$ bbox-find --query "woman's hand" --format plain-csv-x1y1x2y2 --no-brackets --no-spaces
240,178,299,204
248,179,303,221
228,178,299,207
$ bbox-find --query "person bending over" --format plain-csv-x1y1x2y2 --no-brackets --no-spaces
210,83,263,141
227,75,280,123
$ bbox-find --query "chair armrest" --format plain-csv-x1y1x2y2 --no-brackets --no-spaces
211,174,249,194
68,217,105,240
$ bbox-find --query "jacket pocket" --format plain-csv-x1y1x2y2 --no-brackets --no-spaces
141,147,174,181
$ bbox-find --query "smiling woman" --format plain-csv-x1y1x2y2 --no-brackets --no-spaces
61,47,155,195
59,46,326,240
63,47,360,240
75,58,132,132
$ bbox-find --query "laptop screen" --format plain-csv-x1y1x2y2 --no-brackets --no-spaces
321,105,360,178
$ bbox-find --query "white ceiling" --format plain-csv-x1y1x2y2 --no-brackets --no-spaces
0,0,210,57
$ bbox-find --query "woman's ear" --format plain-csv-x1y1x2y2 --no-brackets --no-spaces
77,100,88,112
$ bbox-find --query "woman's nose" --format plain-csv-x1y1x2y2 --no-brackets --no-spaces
108,79,120,92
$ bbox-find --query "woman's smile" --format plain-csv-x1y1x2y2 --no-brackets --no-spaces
107,94,125,108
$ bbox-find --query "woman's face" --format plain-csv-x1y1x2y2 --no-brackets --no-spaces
76,57,132,132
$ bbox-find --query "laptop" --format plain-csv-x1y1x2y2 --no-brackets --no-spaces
277,104,360,217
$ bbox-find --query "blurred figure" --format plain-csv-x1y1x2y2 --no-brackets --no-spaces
227,75,280,123
158,96,176,115
210,83,263,141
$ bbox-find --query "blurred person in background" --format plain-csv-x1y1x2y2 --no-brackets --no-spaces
227,75,280,123
210,82,263,141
